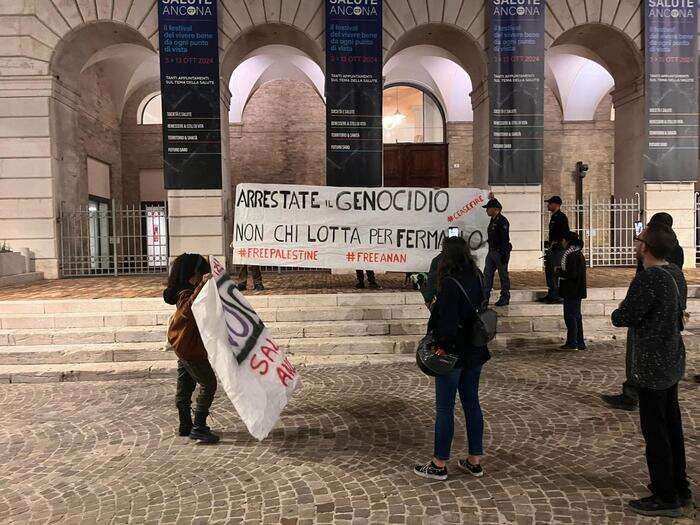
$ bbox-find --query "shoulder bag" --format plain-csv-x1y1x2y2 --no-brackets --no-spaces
448,275,498,346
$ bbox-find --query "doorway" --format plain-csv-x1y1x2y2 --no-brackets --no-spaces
382,84,448,188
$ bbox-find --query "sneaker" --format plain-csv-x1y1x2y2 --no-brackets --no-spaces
355,281,365,289
189,426,220,445
495,297,510,307
254,283,265,291
628,495,682,518
368,281,382,290
601,393,637,411
559,344,577,350
237,283,247,291
457,459,484,477
413,461,448,481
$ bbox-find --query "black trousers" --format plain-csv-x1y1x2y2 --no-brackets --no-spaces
356,270,376,283
483,250,511,301
176,359,217,414
237,265,262,286
638,383,689,502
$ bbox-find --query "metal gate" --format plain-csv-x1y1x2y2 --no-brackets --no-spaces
542,193,641,266
59,200,168,277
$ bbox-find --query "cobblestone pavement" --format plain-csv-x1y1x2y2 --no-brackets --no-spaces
0,345,697,524
4,268,698,300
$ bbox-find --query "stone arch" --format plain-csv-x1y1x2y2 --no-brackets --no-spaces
550,24,643,89
50,21,155,88
220,23,325,83
548,23,645,198
385,23,489,187
384,23,487,89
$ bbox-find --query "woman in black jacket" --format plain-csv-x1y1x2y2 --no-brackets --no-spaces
414,237,491,481
557,231,587,350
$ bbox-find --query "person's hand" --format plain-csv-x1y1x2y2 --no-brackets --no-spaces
435,347,447,356
488,191,494,199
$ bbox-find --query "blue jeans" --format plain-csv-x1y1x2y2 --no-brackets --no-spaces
563,298,584,347
434,366,484,460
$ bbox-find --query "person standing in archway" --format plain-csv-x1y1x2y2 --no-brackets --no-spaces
539,196,570,304
482,198,511,307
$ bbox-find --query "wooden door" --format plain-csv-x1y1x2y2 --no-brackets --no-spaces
383,144,448,188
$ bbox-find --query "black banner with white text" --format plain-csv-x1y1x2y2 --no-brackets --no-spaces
325,0,383,187
488,0,545,185
158,0,221,189
645,1,698,181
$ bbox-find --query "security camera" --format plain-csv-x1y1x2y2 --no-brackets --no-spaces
576,161,589,178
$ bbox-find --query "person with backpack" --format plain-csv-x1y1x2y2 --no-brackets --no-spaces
163,253,220,444
414,237,491,481
556,231,587,350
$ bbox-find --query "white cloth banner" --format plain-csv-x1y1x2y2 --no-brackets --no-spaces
192,257,300,440
232,183,491,271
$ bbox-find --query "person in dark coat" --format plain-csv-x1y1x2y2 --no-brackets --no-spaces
540,196,570,304
482,198,512,306
556,231,587,350
413,237,490,481
610,223,691,517
603,212,685,411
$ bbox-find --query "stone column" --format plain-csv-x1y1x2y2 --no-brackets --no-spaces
611,79,645,198
644,182,696,266
167,85,233,267
490,185,542,270
0,75,60,278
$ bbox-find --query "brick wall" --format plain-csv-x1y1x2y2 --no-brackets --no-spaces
230,79,326,190
446,121,474,187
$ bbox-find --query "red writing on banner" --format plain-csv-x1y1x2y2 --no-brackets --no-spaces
447,195,485,222
249,338,298,387
345,251,407,263
238,247,318,261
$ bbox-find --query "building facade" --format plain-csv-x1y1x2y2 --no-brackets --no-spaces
0,1,696,277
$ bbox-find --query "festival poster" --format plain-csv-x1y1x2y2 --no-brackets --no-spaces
325,0,383,187
488,0,545,185
231,183,491,272
645,1,698,181
158,0,221,189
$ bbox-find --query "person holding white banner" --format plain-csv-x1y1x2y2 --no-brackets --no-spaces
164,254,221,445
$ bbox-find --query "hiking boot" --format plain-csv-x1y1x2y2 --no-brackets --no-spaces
628,495,682,518
413,461,447,481
457,459,484,477
601,393,637,411
190,410,220,444
494,297,509,307
177,406,192,437
254,283,265,291
189,426,220,444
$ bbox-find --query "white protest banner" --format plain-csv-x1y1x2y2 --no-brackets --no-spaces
191,256,300,441
232,183,490,271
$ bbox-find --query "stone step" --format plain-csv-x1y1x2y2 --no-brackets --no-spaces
0,335,423,365
1,314,656,347
5,286,700,315
0,354,419,384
